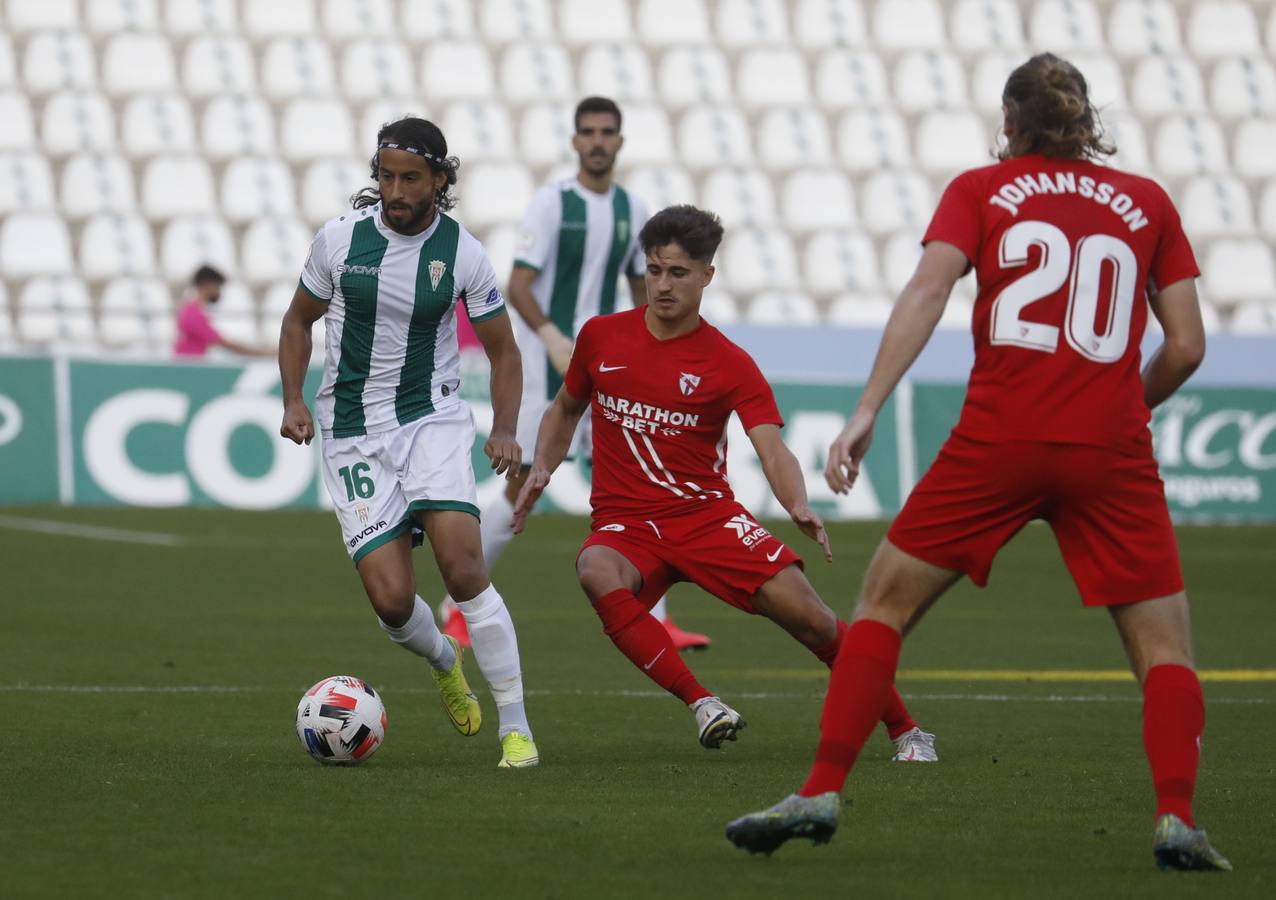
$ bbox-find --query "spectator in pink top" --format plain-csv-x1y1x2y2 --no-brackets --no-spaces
174,265,270,358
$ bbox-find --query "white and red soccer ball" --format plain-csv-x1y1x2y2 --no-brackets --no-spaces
296,675,387,765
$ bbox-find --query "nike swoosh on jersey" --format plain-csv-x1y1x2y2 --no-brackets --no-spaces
766,547,782,562
598,363,626,372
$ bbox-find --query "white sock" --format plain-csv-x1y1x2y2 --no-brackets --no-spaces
458,583,531,740
379,595,456,672
479,490,517,570
650,595,669,622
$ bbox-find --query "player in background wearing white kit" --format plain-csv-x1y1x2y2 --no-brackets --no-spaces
279,116,538,768
439,97,712,652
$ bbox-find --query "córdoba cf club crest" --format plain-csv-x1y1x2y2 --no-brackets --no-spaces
429,260,447,290
679,372,701,396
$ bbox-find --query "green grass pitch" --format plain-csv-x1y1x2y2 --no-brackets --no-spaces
2,507,1272,899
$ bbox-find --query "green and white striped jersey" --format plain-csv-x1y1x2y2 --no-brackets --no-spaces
513,179,649,400
299,204,507,439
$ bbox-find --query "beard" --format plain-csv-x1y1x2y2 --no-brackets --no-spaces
383,196,435,234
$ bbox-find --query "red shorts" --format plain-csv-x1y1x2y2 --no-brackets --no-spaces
578,501,804,614
888,433,1183,606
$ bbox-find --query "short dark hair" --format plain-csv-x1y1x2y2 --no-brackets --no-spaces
639,205,725,263
192,265,225,286
574,96,622,132
352,116,461,211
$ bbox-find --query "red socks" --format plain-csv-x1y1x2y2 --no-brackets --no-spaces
813,619,917,740
592,589,711,706
799,619,901,797
1143,664,1204,827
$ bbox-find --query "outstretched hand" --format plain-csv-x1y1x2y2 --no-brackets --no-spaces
511,467,550,534
790,502,832,563
825,410,876,495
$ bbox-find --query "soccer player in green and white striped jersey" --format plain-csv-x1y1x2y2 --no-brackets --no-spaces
439,97,712,653
279,117,538,768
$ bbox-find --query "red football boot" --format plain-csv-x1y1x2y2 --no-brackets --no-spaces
442,606,472,649
663,617,711,652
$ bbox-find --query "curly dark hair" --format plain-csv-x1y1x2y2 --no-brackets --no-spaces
351,116,460,211
998,53,1115,162
639,205,725,263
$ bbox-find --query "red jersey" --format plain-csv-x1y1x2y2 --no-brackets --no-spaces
923,154,1199,454
564,307,783,523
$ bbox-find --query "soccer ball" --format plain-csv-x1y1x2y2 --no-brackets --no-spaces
296,675,387,765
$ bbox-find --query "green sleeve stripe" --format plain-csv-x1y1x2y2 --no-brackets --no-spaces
468,305,508,324
298,277,330,303
512,259,541,272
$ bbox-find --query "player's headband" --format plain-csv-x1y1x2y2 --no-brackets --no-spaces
378,141,444,164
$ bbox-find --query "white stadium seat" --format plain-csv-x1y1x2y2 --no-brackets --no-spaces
479,0,553,43
201,95,276,160
719,228,800,293
622,165,697,212
1071,54,1127,112
400,0,475,41
102,34,177,95
744,291,820,326
0,92,37,151
458,162,534,229
858,172,934,236
1230,301,1276,335
244,0,317,38
1029,0,1105,53
757,107,833,171
88,0,160,33
882,231,925,294
836,110,911,172
80,213,158,279
915,111,990,175
0,212,72,277
658,46,732,109
1233,120,1276,179
22,31,95,95
716,0,790,47
61,154,142,223
0,34,14,89
793,0,868,49
101,277,174,314
678,108,752,170
613,105,674,166
1179,176,1256,239
261,36,336,100
814,49,890,110
481,223,519,287
936,297,974,331
221,158,299,224
1186,1,1260,59
321,0,395,38
119,94,196,158
339,40,415,101
1107,0,1182,58
950,0,1025,51
1153,115,1229,176
1203,240,1276,305
736,48,811,109
358,98,427,147
700,169,778,230
0,153,55,214
578,45,655,102
1209,58,1276,120
239,219,311,285
560,0,633,45
17,277,94,346
699,288,740,324
1130,56,1206,117
302,158,365,224
780,169,857,233
500,44,574,104
892,51,967,113
161,215,237,282
280,98,355,161
826,294,894,327
212,280,255,313
1261,179,1276,239
1104,113,1150,172
183,36,256,97
970,53,1019,114
165,0,237,34
420,42,495,101
261,281,298,318
874,0,944,50
442,101,515,162
5,0,77,31
142,156,217,220
518,103,574,168
637,0,711,45
802,229,881,296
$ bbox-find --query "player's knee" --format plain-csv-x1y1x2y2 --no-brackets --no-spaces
364,579,415,627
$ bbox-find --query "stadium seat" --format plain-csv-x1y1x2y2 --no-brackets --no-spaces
780,169,857,233
1153,115,1229,176
16,277,94,346
1186,1,1261,59
212,304,263,345
875,0,944,49
793,0,868,49
87,0,160,32
301,158,365,224
0,153,55,214
560,0,633,44
1209,57,1276,120
244,0,317,38
736,48,811,109
826,294,894,327
914,111,990,175
1070,54,1127,112
141,156,217,221
458,162,534,229
120,94,196,158
892,51,967,113
1233,119,1276,179
240,219,311,285
5,0,77,31
578,45,655,102
359,98,427,146
678,108,753,170
201,95,276,160
280,98,355,161
420,42,495,101
657,46,732,109
102,33,177,95
622,165,697,211
936,297,974,331
220,158,298,224
442,101,515,162
1104,113,1150,172
719,228,800,293
715,0,790,47
1107,0,1182,58
22,31,95,95
320,0,395,38
261,36,336,100
499,44,574,104
261,281,298,318
802,229,881,296
836,110,911,172
1130,56,1206,117
1202,239,1276,304
518,103,575,168
882,231,925,294
165,0,237,34
0,34,13,89
479,0,552,43
970,53,1020,114
950,0,1025,51
182,36,257,97
339,40,415,101
756,107,833,171
101,277,174,314
80,213,158,279
0,212,72,277
0,92,36,151
161,215,237,282
814,49,890,110
637,0,711,45
210,279,255,314
614,105,675,166
700,169,778,229
1179,176,1256,239
1229,301,1276,335
98,307,149,348
400,0,476,40
41,93,115,158
1260,179,1276,239
480,222,519,286
744,291,821,326
1028,0,1105,52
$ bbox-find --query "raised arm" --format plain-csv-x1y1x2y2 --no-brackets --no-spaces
1143,278,1206,409
748,423,832,562
511,385,589,533
472,310,523,478
278,286,327,445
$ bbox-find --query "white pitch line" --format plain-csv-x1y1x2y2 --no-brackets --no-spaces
0,514,188,546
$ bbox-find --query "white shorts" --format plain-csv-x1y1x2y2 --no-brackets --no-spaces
321,401,480,564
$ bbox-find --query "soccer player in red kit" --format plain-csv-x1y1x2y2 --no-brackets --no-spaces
726,54,1229,871
513,205,934,759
